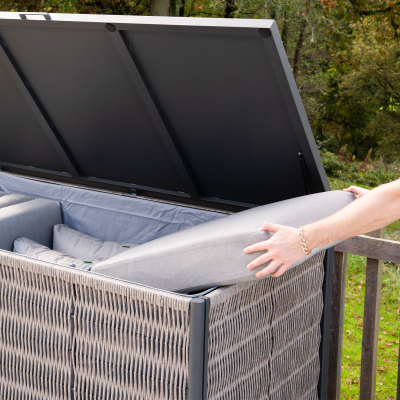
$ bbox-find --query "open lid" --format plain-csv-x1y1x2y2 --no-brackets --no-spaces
0,12,329,211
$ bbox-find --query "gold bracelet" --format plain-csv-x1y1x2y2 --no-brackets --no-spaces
297,227,312,256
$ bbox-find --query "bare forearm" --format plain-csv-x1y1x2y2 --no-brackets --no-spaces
305,180,400,250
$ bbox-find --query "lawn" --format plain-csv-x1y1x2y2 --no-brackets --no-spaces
328,177,400,399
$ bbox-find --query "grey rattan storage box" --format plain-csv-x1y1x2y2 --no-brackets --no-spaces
0,246,325,400
0,12,334,400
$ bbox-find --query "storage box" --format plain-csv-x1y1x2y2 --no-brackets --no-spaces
0,12,336,399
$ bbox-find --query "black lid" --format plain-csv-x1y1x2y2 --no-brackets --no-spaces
0,13,329,211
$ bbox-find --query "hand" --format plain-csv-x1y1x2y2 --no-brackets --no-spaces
343,186,370,198
243,222,306,278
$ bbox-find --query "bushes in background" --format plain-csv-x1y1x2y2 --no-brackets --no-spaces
320,149,400,187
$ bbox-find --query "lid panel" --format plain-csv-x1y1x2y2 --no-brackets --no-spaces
124,28,306,205
0,58,67,173
0,14,329,210
0,25,186,192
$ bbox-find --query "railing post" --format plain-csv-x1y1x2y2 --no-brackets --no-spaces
327,251,348,400
360,227,385,400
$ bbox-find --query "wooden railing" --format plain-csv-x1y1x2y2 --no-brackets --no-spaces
327,228,400,399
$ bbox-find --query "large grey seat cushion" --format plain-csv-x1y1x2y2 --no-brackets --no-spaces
53,224,139,260
92,191,354,293
14,237,104,270
0,194,32,210
0,199,62,251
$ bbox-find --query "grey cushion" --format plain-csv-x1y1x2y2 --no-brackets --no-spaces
0,194,32,209
0,199,62,251
14,237,104,271
53,224,139,259
92,191,355,293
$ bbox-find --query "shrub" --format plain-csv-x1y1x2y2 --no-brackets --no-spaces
320,150,400,187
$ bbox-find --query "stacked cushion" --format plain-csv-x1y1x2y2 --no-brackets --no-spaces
14,237,104,270
0,199,62,251
0,194,32,210
53,224,139,259
92,191,354,293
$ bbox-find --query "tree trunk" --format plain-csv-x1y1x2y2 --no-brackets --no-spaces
268,0,276,19
281,8,289,52
151,0,170,16
179,0,185,16
224,0,235,18
293,18,307,82
170,0,179,16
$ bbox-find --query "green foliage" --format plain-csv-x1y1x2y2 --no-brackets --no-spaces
0,0,152,15
321,150,400,187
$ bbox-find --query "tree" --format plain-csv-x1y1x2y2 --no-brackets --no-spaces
151,0,170,15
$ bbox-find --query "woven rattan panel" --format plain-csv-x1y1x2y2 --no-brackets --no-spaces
206,251,325,400
0,252,191,400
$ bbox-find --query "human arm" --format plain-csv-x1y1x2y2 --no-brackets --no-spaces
243,180,400,278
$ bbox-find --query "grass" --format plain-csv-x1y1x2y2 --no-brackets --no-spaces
327,177,400,399
341,255,400,399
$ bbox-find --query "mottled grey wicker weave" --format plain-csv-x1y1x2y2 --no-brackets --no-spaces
206,251,324,400
0,249,324,400
0,251,191,400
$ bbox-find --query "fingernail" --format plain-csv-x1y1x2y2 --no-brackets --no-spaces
257,227,263,231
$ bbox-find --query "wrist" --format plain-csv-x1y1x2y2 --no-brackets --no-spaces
297,227,312,255
302,224,321,251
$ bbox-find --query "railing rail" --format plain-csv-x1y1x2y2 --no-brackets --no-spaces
327,228,400,400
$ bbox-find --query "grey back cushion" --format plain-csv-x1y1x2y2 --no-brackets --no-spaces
0,194,32,210
92,191,355,293
0,199,62,251
14,237,104,271
53,224,139,259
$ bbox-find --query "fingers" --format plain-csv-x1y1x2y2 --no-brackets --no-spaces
258,222,280,233
271,264,289,277
343,186,358,193
244,221,280,254
255,259,281,278
247,250,274,270
243,240,271,254
343,186,370,197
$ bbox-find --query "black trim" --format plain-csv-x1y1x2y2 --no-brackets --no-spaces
319,247,334,400
1,166,245,212
106,27,201,200
0,37,81,178
188,298,206,400
201,195,256,209
82,175,190,198
0,162,71,177
201,296,210,400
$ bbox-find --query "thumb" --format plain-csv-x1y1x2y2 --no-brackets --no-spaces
258,222,280,233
